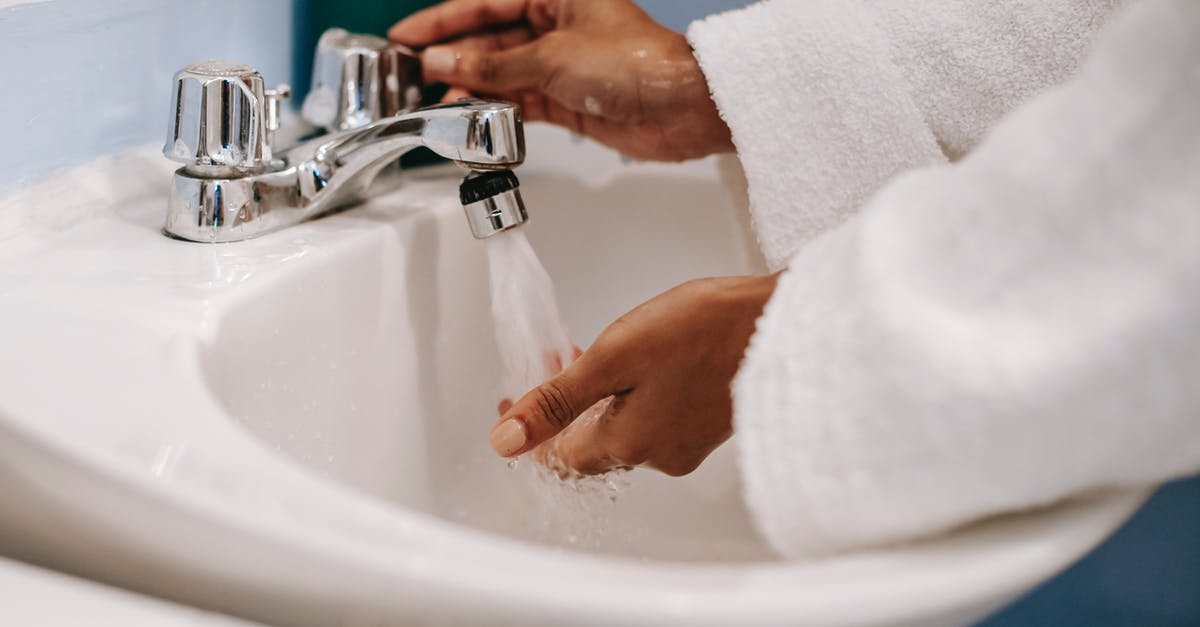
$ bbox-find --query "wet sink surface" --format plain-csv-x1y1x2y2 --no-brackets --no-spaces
199,145,772,562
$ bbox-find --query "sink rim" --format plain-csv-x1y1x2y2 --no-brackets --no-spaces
0,386,1150,625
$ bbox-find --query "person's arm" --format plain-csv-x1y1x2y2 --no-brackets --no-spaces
730,0,1200,556
488,0,1200,557
688,0,1125,269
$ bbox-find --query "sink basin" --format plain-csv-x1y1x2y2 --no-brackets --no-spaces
0,125,1147,626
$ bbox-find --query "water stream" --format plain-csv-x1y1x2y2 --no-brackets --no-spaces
484,229,629,550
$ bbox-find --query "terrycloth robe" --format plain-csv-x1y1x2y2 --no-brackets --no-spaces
689,0,1200,557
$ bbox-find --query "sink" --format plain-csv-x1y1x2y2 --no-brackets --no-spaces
0,124,1147,626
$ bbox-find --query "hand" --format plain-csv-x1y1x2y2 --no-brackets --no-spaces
488,274,779,477
389,0,733,162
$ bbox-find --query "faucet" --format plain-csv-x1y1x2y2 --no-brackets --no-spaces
162,29,528,243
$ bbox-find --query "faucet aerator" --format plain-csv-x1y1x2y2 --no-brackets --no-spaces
460,170,528,239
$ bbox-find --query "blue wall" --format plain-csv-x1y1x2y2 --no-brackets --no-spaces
638,0,755,31
0,0,294,196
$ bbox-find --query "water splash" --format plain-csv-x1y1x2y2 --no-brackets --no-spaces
485,229,629,551
524,460,631,550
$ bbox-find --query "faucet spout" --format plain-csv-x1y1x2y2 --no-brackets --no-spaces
311,100,525,201
394,99,524,169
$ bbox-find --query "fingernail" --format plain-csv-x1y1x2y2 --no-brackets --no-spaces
422,46,456,77
490,419,527,457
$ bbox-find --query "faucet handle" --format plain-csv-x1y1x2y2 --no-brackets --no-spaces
301,28,422,131
164,61,284,168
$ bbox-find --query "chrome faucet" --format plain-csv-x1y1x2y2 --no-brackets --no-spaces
162,29,528,243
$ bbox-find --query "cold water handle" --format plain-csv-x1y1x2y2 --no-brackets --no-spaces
163,61,290,169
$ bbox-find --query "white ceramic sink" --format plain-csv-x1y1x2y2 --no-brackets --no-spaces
0,125,1147,626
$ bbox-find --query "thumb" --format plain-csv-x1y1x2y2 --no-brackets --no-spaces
421,41,546,94
489,352,614,458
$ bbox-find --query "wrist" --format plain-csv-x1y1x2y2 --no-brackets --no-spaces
671,52,734,159
701,273,780,352
682,50,734,157
734,272,781,311
637,32,734,160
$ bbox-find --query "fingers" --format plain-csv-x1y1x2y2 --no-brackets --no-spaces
517,92,552,123
421,41,546,94
440,87,474,104
540,396,636,475
433,27,535,100
489,351,617,458
449,26,535,53
388,0,533,47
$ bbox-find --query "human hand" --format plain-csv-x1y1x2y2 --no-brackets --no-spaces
389,0,733,162
488,274,779,477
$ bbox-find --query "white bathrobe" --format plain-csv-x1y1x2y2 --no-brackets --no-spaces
689,0,1200,557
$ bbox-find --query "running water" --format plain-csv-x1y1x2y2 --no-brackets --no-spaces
486,230,574,401
485,229,629,550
